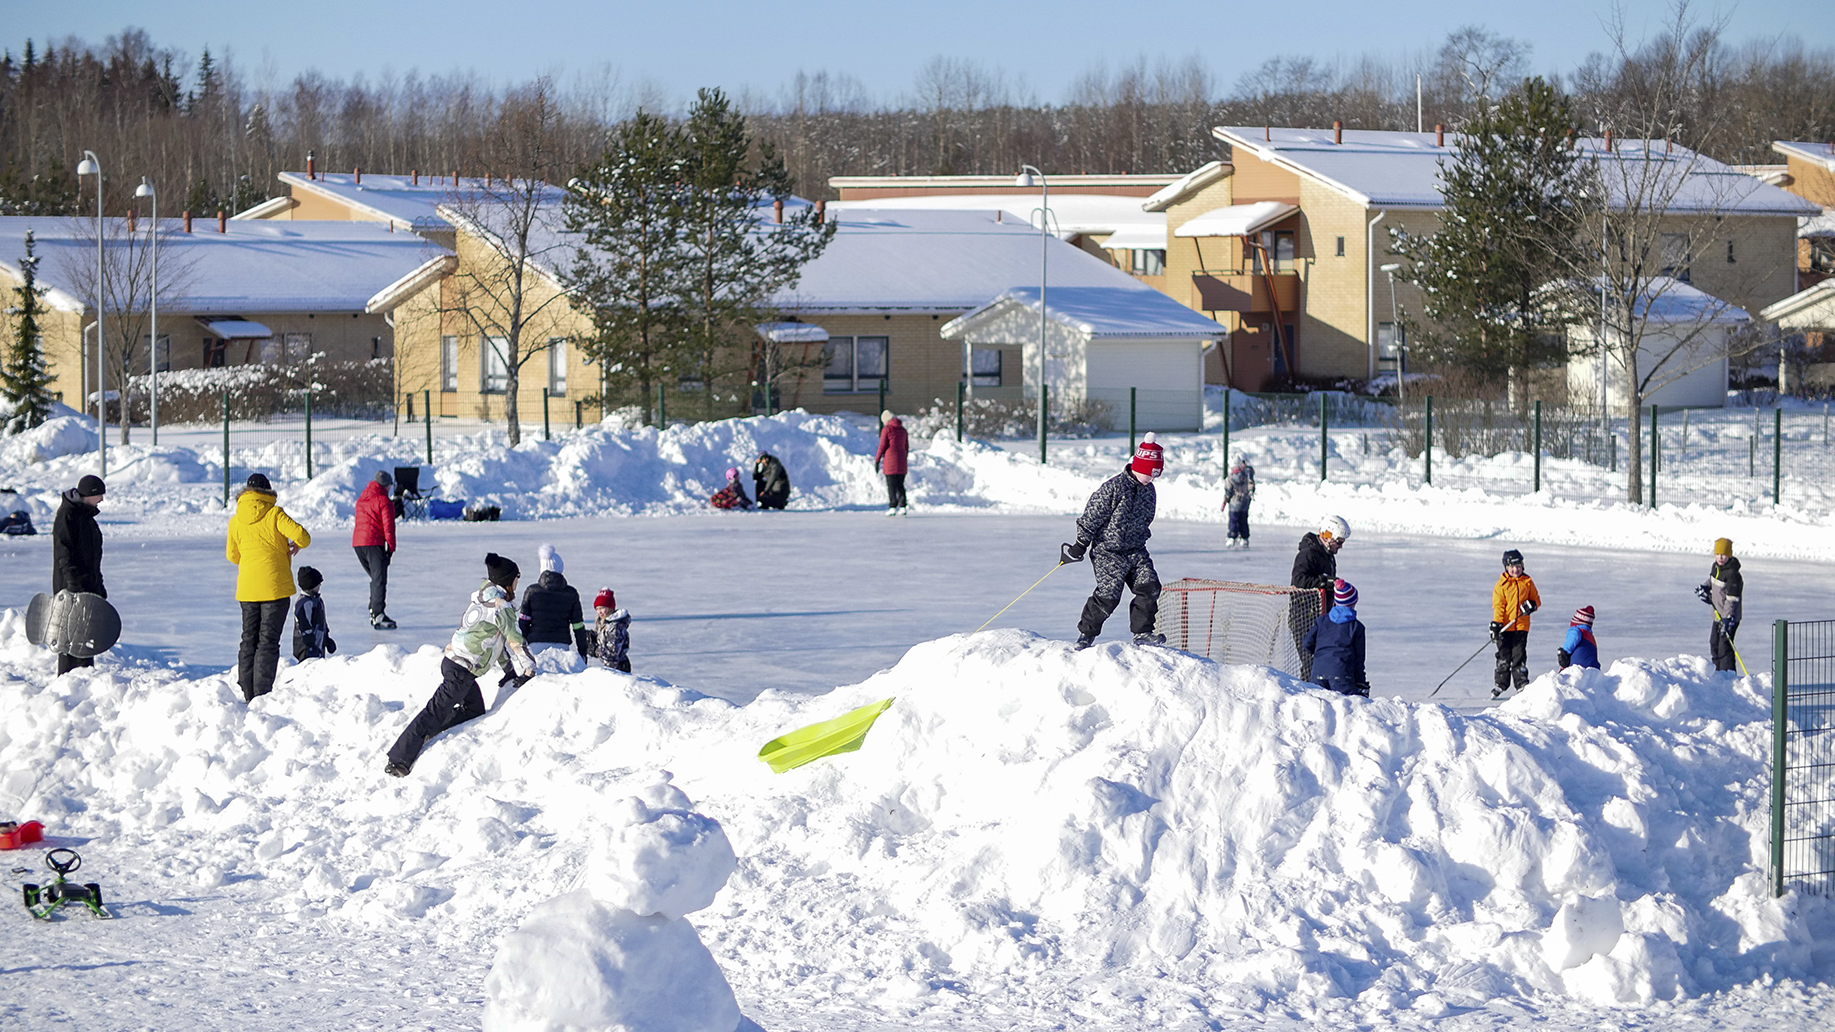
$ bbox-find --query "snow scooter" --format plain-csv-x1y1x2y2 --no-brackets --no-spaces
21,848,109,919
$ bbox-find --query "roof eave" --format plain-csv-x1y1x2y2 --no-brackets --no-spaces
367,254,459,314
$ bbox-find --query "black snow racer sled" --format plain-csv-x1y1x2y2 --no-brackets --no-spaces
22,848,109,919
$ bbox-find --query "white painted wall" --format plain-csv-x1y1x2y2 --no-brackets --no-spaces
1086,339,1204,430
1567,324,1732,409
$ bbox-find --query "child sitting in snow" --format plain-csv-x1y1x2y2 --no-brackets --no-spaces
291,566,336,660
1300,579,1368,697
1557,605,1600,671
709,467,752,510
593,588,632,673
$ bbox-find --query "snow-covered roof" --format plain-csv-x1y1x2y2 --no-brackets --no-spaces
1772,141,1835,173
1592,276,1752,324
1141,160,1232,212
941,286,1224,340
1801,209,1835,239
755,321,829,343
1096,225,1168,250
0,216,443,314
269,171,518,230
195,318,273,338
1174,201,1298,238
827,194,1164,241
1759,278,1835,325
1215,126,1821,216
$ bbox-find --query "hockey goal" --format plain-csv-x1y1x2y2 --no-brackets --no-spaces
1155,579,1324,676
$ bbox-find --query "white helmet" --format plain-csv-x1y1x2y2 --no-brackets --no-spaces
1318,515,1350,544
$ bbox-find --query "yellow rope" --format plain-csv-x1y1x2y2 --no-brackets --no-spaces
1715,608,1750,677
973,561,1066,634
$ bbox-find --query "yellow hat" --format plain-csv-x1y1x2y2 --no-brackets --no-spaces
1713,537,1732,556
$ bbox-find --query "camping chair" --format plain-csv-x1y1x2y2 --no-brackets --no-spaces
393,466,429,521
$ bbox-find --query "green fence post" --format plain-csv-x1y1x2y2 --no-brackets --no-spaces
1222,390,1231,472
1128,387,1137,453
424,389,433,465
1774,408,1783,505
542,387,551,442
955,380,965,442
1424,395,1433,485
1649,405,1658,508
1533,400,1542,494
222,390,230,508
1319,392,1329,481
575,400,583,430
303,388,313,480
1772,618,1789,898
1038,384,1049,465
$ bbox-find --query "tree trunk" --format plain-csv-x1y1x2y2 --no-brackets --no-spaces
504,360,522,446
1625,390,1643,506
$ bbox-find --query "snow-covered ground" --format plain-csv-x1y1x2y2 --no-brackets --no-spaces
2,405,1832,1030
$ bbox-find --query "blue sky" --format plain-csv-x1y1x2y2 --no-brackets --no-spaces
5,0,1830,107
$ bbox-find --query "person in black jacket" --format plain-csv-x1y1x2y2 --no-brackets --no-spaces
292,566,336,660
519,544,587,658
1290,514,1350,679
1697,537,1744,672
1062,436,1165,648
754,452,791,510
51,474,107,675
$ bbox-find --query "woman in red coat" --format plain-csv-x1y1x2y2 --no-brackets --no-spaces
875,411,909,516
352,470,398,629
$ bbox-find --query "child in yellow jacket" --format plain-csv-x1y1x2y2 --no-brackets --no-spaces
1490,548,1541,698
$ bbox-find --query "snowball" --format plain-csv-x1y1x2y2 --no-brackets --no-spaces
482,890,739,1032
577,797,736,920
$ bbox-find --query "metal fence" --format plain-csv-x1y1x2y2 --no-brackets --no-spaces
1773,619,1835,898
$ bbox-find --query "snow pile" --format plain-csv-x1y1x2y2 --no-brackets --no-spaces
483,777,740,1032
0,415,95,467
0,614,1827,1025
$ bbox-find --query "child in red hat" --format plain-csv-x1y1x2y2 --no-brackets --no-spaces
592,587,632,673
1557,605,1599,671
1061,434,1165,648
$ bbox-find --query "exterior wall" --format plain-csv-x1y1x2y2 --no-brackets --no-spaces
282,188,365,222
1165,175,1239,316
1668,213,1800,320
777,312,973,416
1785,155,1835,208
1567,324,1732,409
1084,339,1205,431
11,307,85,409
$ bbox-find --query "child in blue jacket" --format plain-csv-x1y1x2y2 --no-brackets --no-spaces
1300,579,1368,697
1557,605,1600,670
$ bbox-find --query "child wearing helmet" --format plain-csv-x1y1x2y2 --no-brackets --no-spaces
1061,435,1165,648
1290,515,1350,679
1490,548,1541,696
709,467,753,510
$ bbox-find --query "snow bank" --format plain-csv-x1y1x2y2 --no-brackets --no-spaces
0,415,95,467
0,614,1826,1024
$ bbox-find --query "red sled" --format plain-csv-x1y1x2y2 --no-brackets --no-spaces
0,821,44,849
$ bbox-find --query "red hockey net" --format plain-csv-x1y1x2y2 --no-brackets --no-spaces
1155,579,1323,676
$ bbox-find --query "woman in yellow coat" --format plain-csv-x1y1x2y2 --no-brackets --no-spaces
226,472,312,702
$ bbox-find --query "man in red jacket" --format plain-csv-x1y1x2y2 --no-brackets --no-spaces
352,470,398,629
875,410,910,516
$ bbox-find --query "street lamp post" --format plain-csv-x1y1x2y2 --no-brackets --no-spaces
76,150,104,475
135,176,159,444
1379,262,1404,402
1016,165,1049,463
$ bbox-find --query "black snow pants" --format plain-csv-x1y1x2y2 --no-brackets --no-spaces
238,599,289,700
1494,630,1529,691
354,545,391,618
885,473,907,510
1710,619,1739,672
387,658,487,770
1078,549,1160,639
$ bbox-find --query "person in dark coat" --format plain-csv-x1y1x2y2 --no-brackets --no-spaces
1062,435,1164,648
51,474,107,675
876,411,910,516
1290,515,1349,679
592,587,632,673
292,565,336,660
352,469,398,629
1300,579,1368,696
1697,537,1744,673
754,452,791,510
519,544,587,657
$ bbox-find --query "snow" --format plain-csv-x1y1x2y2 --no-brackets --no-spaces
827,193,1165,241
2,403,1834,1029
944,286,1227,339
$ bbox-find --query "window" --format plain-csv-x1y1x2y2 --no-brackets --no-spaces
1376,322,1401,361
371,336,383,360
823,335,889,393
968,346,1002,387
144,335,170,373
1253,230,1296,273
1660,233,1690,282
440,335,458,392
481,335,508,393
283,332,312,363
1130,249,1165,276
203,339,227,367
258,337,281,364
547,338,567,395
1335,236,1346,257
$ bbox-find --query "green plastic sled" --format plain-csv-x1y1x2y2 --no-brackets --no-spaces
758,697,895,774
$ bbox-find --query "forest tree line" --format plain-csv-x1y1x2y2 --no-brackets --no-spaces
2,18,1832,217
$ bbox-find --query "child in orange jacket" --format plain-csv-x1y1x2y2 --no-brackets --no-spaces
1490,548,1541,697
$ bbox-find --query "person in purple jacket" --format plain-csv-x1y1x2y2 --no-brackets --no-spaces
1300,579,1368,697
1557,605,1600,671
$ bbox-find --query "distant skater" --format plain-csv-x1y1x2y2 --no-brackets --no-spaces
1062,435,1164,649
1222,458,1255,548
352,470,398,629
1696,538,1743,673
1300,579,1368,697
876,410,909,516
1490,549,1540,697
1557,606,1599,671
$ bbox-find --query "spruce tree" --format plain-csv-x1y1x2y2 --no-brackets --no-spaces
2,230,56,433
1389,77,1593,398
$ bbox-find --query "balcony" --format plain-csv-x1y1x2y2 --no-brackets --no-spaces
1191,270,1299,314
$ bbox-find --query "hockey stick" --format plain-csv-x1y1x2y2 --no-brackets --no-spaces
1430,636,1495,697
1713,608,1750,677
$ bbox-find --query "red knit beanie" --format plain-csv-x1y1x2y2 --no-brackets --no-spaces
594,588,616,610
1130,433,1164,478
1572,605,1595,627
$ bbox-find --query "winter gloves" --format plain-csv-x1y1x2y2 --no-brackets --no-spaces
1489,621,1505,642
1518,599,1538,615
1695,584,1712,605
1557,648,1572,669
1061,541,1088,564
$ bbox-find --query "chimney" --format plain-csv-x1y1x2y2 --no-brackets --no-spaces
411,169,418,185
1435,124,1445,147
1604,128,1613,151
773,199,784,223
1264,125,1270,141
217,210,226,233
452,170,459,186
815,199,826,225
354,166,361,184
996,210,1003,222
307,150,316,180
1333,121,1343,145
127,209,136,233
183,211,193,233
1665,136,1672,154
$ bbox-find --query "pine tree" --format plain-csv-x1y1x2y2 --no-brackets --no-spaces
2,230,56,434
1388,77,1593,398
